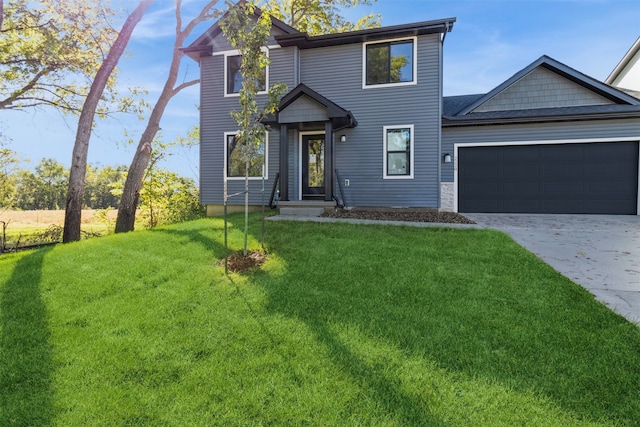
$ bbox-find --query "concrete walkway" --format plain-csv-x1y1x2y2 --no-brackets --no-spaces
271,213,640,326
465,214,640,326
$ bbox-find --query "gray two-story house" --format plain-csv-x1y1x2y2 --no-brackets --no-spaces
185,7,456,215
186,7,640,216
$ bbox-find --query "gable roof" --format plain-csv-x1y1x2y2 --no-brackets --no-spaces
606,37,640,86
265,83,357,130
182,1,298,60
444,55,640,127
456,55,640,116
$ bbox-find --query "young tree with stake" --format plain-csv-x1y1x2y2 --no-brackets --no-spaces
219,0,287,257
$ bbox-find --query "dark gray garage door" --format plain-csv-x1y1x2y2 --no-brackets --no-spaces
458,142,639,214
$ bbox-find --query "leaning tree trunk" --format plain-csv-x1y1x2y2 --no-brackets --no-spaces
63,0,154,243
114,0,215,233
114,122,158,233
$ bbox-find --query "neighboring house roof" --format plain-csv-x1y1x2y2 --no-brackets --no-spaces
606,37,640,90
275,18,455,49
444,55,640,127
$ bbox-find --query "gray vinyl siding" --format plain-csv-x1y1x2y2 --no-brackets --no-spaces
441,118,640,182
279,96,328,123
199,44,295,205
298,33,443,207
207,27,287,53
473,67,614,112
200,29,443,207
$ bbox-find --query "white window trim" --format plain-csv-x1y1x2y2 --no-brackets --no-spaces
383,125,414,180
362,37,417,89
223,131,269,181
223,48,270,98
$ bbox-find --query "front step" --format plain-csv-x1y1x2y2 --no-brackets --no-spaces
279,207,326,217
278,201,334,217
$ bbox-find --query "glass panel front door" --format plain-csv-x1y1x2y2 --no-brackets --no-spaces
302,134,325,198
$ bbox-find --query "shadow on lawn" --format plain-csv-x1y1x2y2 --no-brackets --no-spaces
252,220,640,425
152,225,227,259
0,247,54,426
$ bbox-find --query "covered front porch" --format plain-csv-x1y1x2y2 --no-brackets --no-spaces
267,84,357,205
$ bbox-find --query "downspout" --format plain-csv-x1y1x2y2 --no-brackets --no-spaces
441,22,452,44
437,26,447,210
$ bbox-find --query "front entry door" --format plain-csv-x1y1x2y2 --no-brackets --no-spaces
302,134,325,199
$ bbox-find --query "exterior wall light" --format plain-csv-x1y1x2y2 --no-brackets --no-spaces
340,134,347,143
443,153,452,163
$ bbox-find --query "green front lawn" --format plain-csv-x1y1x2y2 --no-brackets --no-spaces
1,215,638,426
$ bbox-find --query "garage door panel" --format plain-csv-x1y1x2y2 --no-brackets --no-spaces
585,144,620,160
461,165,499,179
463,183,499,195
542,164,582,178
585,200,633,214
543,144,581,160
542,200,584,213
544,181,585,194
587,164,623,178
503,164,539,178
465,149,499,162
501,200,541,212
458,142,639,214
503,182,539,194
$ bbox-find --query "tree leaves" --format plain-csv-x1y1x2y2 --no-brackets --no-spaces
261,0,381,35
0,0,120,113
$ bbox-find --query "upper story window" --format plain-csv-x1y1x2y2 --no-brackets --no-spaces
383,125,414,179
364,38,416,88
224,131,268,179
225,51,268,97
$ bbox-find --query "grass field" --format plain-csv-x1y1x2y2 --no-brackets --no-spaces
1,215,639,426
0,210,118,249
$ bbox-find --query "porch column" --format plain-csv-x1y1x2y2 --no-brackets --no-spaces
324,121,334,202
279,124,289,201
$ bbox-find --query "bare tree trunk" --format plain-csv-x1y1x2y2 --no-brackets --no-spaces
115,0,216,233
114,118,158,232
63,0,154,243
244,159,249,256
1,0,4,31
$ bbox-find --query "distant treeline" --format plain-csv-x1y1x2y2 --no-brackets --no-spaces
2,158,128,210
1,156,203,228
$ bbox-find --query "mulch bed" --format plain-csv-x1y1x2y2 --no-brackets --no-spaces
225,250,267,273
321,209,475,224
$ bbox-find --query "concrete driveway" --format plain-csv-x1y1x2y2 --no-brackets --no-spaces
465,214,640,326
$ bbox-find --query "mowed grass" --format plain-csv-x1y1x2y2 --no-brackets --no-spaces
0,210,117,247
1,215,639,426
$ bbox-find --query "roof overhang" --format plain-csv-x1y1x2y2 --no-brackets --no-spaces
443,105,640,127
275,18,456,49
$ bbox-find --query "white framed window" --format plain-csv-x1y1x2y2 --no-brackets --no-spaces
383,125,414,179
223,49,269,97
363,37,417,89
224,131,268,180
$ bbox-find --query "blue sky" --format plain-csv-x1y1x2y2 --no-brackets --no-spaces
3,0,639,181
